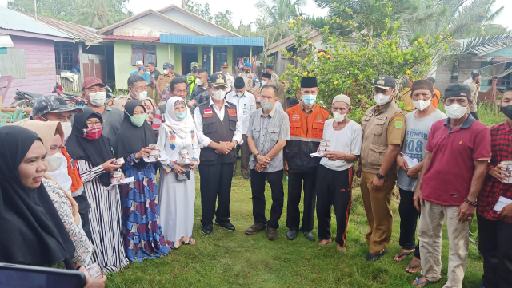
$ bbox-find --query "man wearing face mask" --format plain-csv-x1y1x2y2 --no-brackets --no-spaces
30,95,80,139
190,69,210,108
284,76,330,241
194,73,242,235
475,86,512,288
226,77,257,179
82,77,124,149
359,76,405,261
157,63,176,103
412,84,490,288
464,70,481,120
394,80,446,271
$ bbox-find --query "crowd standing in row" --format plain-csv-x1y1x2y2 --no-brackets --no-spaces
0,59,511,288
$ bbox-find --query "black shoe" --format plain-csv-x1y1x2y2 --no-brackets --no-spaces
366,249,387,261
286,230,298,240
216,221,236,231
303,230,315,241
266,227,278,241
201,224,213,235
245,223,266,235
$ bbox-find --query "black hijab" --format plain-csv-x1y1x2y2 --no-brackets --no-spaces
66,108,113,187
115,100,157,159
0,126,75,266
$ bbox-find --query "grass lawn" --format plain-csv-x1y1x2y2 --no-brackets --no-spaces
107,174,484,288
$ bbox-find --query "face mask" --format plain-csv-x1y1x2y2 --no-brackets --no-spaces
333,111,346,122
261,81,267,86
89,91,106,106
83,127,102,140
175,111,187,121
261,100,274,112
46,152,66,172
445,103,468,119
212,89,226,101
302,94,317,106
163,69,168,74
374,93,391,106
501,105,512,120
236,92,244,97
130,113,148,127
196,79,203,86
413,99,431,111
61,122,72,140
137,91,148,101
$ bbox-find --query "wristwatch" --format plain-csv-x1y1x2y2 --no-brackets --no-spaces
376,173,385,180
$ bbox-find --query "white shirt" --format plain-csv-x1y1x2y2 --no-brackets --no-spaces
320,119,363,171
193,99,243,148
226,91,257,134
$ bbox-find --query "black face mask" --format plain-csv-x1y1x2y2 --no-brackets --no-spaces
502,105,512,120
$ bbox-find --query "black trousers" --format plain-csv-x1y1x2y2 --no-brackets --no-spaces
478,215,512,288
286,169,317,231
398,188,420,258
199,162,234,227
250,169,284,229
234,134,250,175
315,166,352,246
74,193,92,241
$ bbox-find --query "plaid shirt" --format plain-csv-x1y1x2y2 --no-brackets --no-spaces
478,122,512,220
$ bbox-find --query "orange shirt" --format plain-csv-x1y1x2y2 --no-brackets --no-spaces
287,104,330,140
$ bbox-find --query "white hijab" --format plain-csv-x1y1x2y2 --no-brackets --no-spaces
164,97,196,140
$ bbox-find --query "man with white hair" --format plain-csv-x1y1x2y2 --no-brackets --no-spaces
315,94,362,252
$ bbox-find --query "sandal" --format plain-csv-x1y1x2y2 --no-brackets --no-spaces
318,239,332,245
393,248,415,262
406,257,421,274
411,277,430,288
187,238,196,245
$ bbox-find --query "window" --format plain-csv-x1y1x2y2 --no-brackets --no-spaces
213,47,227,73
131,44,157,66
55,43,77,71
0,48,25,78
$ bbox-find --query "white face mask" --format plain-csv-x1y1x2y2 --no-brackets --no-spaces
163,69,168,74
374,93,391,106
89,91,107,106
61,122,72,140
236,92,244,97
138,91,148,101
445,103,468,119
261,81,267,86
46,152,72,192
333,111,346,122
413,99,431,111
212,89,226,101
196,79,203,86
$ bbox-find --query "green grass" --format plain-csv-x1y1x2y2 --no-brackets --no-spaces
107,175,484,288
107,109,506,288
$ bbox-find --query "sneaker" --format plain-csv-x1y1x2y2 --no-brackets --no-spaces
201,224,213,235
303,230,315,241
245,223,266,235
285,230,298,240
216,221,236,231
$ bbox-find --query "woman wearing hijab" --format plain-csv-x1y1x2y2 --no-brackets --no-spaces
0,125,75,268
158,97,200,248
116,100,170,261
66,108,128,273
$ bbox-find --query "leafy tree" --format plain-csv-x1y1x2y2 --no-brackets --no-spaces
213,10,236,32
255,0,306,44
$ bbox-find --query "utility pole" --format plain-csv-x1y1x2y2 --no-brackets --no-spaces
33,0,37,20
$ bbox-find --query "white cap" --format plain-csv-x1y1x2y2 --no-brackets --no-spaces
332,94,351,106
135,60,144,66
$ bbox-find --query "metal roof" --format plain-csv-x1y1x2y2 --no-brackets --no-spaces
38,17,102,44
0,8,69,39
160,34,264,46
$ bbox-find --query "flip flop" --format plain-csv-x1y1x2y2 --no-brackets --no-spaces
393,248,415,262
412,277,430,288
406,257,422,274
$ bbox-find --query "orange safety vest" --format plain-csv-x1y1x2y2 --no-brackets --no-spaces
61,147,83,194
287,104,330,140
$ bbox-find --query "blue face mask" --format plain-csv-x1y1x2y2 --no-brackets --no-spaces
302,94,317,106
175,111,187,120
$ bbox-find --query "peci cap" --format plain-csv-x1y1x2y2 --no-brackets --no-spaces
301,77,318,89
210,73,228,88
332,94,351,106
444,84,471,99
373,76,396,90
32,94,81,117
82,76,105,90
234,77,245,89
261,72,272,79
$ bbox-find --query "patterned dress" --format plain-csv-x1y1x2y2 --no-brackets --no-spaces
119,154,171,262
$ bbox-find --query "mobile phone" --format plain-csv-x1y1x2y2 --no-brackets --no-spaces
0,262,86,288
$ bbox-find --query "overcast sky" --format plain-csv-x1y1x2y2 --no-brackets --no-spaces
0,0,510,29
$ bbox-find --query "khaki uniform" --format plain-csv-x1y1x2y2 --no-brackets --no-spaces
360,101,405,253
156,73,175,103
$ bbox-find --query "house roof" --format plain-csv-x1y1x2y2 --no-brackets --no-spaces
0,8,70,40
102,35,160,42
38,17,102,45
158,4,239,37
266,30,322,54
97,9,204,36
160,34,264,46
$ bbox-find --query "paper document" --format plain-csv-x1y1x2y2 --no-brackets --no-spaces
493,196,512,212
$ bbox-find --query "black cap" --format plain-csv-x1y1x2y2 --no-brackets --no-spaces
301,77,318,88
32,94,80,117
261,72,272,79
234,77,245,89
210,72,227,88
373,76,396,89
444,84,471,99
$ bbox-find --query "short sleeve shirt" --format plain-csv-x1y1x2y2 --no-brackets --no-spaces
247,108,290,172
387,113,406,145
421,116,491,206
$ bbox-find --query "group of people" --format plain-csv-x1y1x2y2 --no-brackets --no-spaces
0,59,511,288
